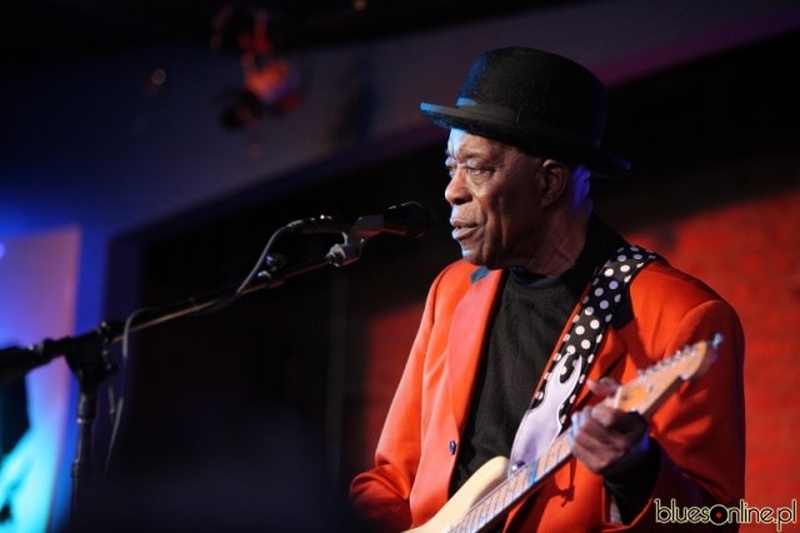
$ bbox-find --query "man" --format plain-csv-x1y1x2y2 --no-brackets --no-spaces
350,47,744,532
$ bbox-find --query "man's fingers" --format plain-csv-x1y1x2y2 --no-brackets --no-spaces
586,377,620,397
568,404,652,476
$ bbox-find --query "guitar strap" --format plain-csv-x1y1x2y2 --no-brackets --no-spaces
508,244,659,470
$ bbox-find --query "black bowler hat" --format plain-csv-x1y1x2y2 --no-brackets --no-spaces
420,47,629,177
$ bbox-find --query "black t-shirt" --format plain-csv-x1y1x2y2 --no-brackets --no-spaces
450,215,628,494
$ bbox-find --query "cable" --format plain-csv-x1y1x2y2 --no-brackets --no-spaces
101,223,295,475
102,306,154,478
194,223,295,317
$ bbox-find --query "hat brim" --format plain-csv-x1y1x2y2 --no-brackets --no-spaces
420,102,629,177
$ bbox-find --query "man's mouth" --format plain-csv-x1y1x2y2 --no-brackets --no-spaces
450,220,478,241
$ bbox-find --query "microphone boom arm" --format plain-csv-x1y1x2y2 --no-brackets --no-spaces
0,208,412,384
0,200,432,515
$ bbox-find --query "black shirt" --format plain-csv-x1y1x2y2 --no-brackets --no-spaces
450,215,628,494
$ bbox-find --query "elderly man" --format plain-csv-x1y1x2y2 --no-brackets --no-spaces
350,47,744,532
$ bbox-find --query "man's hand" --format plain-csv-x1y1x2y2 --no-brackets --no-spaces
566,377,651,477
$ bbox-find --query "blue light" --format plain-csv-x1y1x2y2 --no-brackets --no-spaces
0,230,79,533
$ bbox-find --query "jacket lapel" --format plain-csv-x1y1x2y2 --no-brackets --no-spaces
446,267,504,433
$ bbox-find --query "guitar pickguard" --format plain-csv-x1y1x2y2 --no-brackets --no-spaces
508,355,583,473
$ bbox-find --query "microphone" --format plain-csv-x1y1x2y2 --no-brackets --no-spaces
287,201,434,239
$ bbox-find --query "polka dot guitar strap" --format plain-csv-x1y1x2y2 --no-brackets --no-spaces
508,244,659,470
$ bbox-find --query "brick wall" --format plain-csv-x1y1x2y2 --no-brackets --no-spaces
628,189,800,527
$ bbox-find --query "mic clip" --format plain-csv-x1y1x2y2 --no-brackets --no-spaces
325,217,379,266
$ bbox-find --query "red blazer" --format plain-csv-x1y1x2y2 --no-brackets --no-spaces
350,259,745,532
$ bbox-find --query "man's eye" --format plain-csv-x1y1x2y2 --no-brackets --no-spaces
444,163,491,178
465,165,490,176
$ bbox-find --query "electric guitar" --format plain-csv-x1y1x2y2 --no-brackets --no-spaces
404,336,722,533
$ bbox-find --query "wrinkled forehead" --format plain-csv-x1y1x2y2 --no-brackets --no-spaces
445,129,524,160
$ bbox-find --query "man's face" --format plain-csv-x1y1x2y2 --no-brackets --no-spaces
445,129,547,269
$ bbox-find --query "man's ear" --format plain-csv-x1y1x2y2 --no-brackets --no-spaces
539,159,570,207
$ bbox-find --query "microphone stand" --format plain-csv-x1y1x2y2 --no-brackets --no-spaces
0,222,375,516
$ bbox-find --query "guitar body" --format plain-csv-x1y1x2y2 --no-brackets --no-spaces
404,456,509,533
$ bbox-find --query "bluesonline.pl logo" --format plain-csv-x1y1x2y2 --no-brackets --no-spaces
655,498,798,531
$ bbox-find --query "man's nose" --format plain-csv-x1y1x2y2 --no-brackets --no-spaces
444,167,470,206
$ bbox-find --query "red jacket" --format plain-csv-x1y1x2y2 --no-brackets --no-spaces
350,258,745,532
